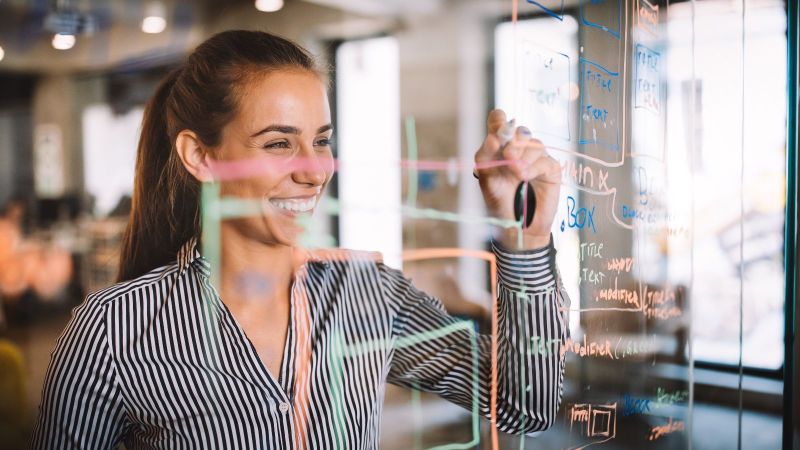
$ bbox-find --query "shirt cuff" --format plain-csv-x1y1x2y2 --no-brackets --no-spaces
491,234,557,292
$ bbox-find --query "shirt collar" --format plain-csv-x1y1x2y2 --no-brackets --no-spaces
176,237,210,278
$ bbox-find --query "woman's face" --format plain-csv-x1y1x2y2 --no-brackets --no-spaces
213,69,334,247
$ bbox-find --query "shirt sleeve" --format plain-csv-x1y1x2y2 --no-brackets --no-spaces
30,295,128,449
383,235,569,434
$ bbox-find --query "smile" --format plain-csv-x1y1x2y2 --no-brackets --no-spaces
268,197,317,213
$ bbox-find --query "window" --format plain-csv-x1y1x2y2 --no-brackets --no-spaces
335,37,403,269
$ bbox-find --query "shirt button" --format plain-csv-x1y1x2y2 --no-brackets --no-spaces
279,402,290,413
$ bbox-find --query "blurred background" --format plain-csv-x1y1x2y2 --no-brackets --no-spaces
0,0,797,449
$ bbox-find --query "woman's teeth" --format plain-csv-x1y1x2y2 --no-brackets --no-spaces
270,198,316,213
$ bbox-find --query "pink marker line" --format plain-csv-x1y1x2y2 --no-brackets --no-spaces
206,156,523,182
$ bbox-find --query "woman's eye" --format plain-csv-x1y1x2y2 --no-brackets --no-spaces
263,140,291,150
314,138,332,147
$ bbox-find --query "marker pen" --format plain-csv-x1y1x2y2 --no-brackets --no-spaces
498,119,536,229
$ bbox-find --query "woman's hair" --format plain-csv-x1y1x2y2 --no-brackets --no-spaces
117,30,322,282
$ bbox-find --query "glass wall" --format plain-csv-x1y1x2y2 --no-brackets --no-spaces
0,0,794,449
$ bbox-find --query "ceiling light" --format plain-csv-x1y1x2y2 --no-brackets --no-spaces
0,46,4,62
52,33,76,50
255,0,284,12
141,16,167,34
142,2,167,34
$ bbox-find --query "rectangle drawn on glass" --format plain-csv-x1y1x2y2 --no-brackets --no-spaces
568,402,618,448
636,0,659,36
525,0,565,20
634,44,660,114
578,57,620,153
521,41,571,141
591,409,614,437
580,0,622,39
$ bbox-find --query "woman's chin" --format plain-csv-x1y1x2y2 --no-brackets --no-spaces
261,218,307,247
258,202,314,246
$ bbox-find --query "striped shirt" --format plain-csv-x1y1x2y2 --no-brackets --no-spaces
31,237,568,449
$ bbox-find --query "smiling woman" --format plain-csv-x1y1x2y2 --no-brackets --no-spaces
30,30,568,449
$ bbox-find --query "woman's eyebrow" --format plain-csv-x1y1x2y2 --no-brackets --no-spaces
250,125,298,137
250,123,334,138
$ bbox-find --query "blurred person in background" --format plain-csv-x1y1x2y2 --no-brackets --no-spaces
0,337,27,449
0,198,73,318
0,198,32,302
0,199,30,448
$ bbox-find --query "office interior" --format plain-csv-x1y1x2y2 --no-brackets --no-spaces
0,0,798,449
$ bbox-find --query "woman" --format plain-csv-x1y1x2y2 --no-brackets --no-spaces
31,30,567,449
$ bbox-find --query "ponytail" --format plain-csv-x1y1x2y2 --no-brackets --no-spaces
117,68,198,282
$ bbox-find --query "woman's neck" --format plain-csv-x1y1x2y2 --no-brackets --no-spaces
217,224,299,310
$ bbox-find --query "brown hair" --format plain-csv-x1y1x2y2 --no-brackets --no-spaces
117,30,321,282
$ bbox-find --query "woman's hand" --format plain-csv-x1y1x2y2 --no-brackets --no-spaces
474,109,562,250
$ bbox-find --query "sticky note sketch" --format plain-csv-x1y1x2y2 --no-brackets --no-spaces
525,0,566,20
580,0,622,39
521,41,572,141
634,44,660,114
578,57,620,156
631,45,665,160
637,0,659,36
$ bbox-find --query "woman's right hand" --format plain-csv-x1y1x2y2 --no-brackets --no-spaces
474,109,562,249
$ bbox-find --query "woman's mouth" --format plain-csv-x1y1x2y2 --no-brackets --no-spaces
267,196,317,214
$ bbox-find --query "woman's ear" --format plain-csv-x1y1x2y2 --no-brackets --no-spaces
175,130,214,182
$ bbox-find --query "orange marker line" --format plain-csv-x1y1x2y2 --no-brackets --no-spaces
401,248,499,450
294,247,500,449
293,270,312,449
512,0,519,23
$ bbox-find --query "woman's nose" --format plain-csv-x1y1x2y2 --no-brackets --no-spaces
292,147,330,187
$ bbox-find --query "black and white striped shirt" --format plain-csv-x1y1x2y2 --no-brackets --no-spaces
31,238,568,449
